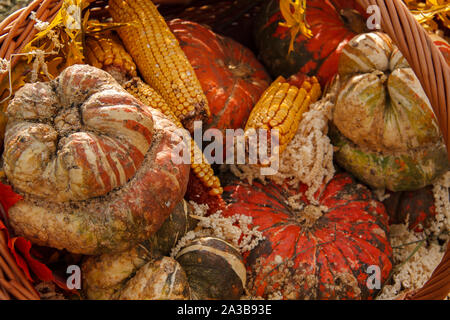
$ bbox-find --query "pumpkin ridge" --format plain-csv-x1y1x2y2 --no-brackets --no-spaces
291,228,307,258
320,245,359,299
209,77,239,128
247,181,291,210
314,172,349,203
340,232,391,272
333,242,366,290
285,229,332,269
312,238,324,299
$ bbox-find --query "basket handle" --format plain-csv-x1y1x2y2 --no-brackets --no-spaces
357,0,450,300
404,242,450,300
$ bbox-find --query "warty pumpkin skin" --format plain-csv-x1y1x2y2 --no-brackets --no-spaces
220,172,393,300
82,249,190,300
331,32,448,192
115,256,191,300
253,0,366,86
3,64,190,255
168,19,271,131
4,65,154,201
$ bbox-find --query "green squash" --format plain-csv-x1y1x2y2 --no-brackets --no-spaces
331,32,448,191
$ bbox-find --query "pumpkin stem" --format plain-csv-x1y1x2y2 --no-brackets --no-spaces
227,62,252,79
293,204,326,228
326,0,366,34
339,8,367,34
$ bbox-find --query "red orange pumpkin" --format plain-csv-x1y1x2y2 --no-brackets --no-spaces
383,187,437,232
220,172,393,299
168,19,271,131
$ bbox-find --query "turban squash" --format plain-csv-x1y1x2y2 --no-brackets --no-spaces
82,200,246,300
253,0,366,86
330,32,448,192
168,19,271,131
2,64,190,255
220,172,393,300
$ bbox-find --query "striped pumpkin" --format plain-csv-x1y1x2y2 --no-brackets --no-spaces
4,64,154,202
3,64,190,255
331,32,448,192
175,237,246,300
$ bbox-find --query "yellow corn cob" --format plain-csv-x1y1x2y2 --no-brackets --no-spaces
84,30,221,195
245,76,321,154
124,78,222,196
108,0,210,132
85,32,137,83
125,77,179,125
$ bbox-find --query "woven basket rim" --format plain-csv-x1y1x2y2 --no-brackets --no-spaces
0,0,449,300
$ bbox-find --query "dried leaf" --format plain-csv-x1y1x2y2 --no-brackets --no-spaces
0,184,79,295
404,0,450,31
85,21,131,34
0,183,52,282
9,237,54,282
0,182,22,215
411,5,450,25
22,0,91,80
279,0,313,54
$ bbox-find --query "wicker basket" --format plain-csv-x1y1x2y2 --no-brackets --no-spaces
0,0,449,300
